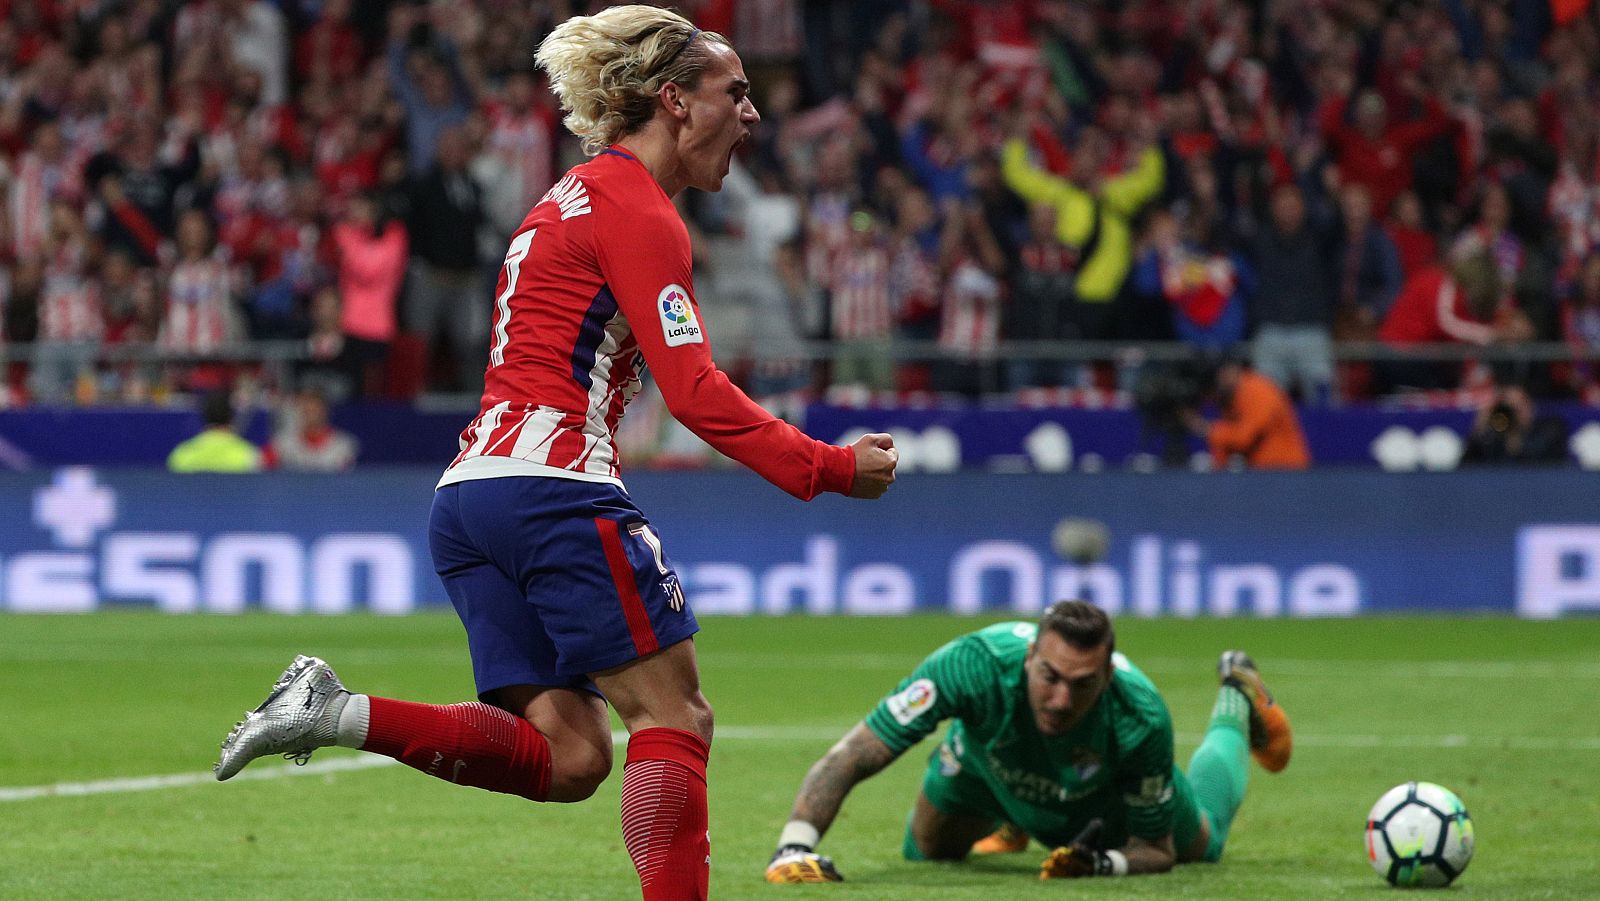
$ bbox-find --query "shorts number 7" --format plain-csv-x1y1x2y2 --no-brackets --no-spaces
628,522,670,575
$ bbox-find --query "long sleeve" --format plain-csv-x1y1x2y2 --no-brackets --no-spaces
900,120,940,191
863,636,1007,756
1115,700,1177,841
1002,138,1096,246
1432,279,1496,345
594,203,855,500
1391,97,1453,152
386,40,423,114
1372,232,1404,317
1101,147,1165,217
436,36,474,111
1316,96,1355,152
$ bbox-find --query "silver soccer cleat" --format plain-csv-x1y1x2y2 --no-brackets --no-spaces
215,655,348,781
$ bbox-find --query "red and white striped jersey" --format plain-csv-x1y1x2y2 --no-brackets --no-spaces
40,241,104,343
889,236,941,320
829,244,894,340
805,191,851,286
9,152,85,259
161,254,239,352
486,104,558,217
938,260,1003,358
439,148,855,501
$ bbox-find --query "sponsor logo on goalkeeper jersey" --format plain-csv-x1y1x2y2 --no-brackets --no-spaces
984,754,1089,804
1069,747,1102,782
887,678,937,725
657,284,703,346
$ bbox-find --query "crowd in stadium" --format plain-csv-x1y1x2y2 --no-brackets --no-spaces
2,0,1599,408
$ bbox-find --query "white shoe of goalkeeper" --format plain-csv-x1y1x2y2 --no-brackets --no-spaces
215,655,349,781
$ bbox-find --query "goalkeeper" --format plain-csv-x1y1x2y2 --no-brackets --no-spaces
764,600,1292,882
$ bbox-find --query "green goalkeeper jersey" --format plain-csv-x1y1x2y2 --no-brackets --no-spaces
864,621,1178,848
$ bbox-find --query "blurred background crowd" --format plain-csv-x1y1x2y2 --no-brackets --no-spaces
2,0,1600,415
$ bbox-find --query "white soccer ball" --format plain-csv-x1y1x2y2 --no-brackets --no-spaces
1050,517,1109,564
1364,782,1475,888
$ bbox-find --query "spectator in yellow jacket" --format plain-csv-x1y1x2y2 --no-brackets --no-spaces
1001,112,1166,340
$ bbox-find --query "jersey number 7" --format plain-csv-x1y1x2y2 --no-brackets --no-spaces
489,229,536,368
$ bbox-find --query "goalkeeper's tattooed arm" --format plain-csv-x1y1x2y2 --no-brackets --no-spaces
766,723,898,883
788,723,898,835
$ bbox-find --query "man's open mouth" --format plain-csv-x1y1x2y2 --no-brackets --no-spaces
725,133,748,168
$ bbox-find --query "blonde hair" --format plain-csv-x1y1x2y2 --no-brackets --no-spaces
536,6,728,157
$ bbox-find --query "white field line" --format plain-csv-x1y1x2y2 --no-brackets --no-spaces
5,646,1600,680
0,755,397,802
5,727,1599,804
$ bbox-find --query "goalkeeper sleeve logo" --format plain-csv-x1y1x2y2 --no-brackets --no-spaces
887,678,938,725
1124,774,1173,808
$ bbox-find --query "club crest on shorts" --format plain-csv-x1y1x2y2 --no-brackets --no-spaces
627,521,685,612
657,284,702,347
887,678,938,725
661,573,686,612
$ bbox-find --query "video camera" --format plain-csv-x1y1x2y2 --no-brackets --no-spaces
1132,359,1216,468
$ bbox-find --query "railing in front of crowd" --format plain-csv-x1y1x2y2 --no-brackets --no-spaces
788,340,1600,364
0,340,317,402
1,340,1594,401
2,341,312,373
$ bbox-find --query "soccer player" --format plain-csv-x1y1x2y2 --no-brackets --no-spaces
764,601,1291,883
212,8,898,901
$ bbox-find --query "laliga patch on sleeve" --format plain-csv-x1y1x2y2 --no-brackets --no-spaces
1123,774,1174,808
657,284,703,347
886,678,938,726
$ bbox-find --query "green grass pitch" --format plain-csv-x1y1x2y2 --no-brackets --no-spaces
3,613,1597,899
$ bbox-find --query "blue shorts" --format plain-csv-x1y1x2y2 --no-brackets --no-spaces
429,476,700,699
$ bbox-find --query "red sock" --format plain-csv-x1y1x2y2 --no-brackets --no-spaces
621,728,710,901
361,697,551,801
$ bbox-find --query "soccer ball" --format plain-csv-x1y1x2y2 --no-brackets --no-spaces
1364,782,1475,887
1050,517,1108,564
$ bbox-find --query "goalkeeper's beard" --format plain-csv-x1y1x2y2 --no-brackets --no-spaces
1035,707,1081,735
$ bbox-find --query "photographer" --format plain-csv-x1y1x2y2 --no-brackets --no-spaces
1180,358,1311,471
1461,384,1569,466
